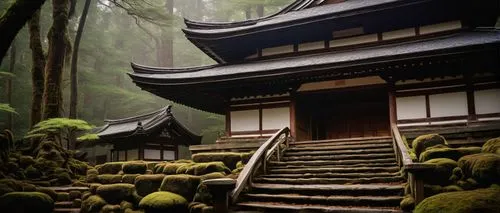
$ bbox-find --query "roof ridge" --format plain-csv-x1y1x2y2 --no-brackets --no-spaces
104,106,170,124
131,62,219,74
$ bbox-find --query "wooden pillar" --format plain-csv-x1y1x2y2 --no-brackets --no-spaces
225,106,231,137
466,75,477,122
388,84,398,126
290,96,297,138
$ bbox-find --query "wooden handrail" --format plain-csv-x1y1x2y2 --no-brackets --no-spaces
391,124,413,167
230,127,290,204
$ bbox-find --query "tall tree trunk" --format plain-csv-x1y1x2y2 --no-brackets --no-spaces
6,42,16,130
157,0,174,67
0,0,46,62
256,4,264,18
28,10,46,127
42,0,70,119
245,6,252,19
69,0,92,119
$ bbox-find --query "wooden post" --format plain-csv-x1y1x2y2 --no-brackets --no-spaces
203,178,236,213
290,97,297,138
262,154,267,174
276,143,281,162
409,172,425,204
388,84,397,126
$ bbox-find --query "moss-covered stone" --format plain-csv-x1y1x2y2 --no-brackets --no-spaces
122,162,148,174
192,152,242,170
189,202,213,213
69,190,82,200
457,178,480,190
68,158,89,176
82,191,92,200
122,174,140,184
185,162,231,176
89,183,101,194
153,163,165,174
96,183,136,204
412,134,447,159
240,152,254,164
415,184,500,213
97,162,124,175
101,204,121,213
421,158,458,186
162,163,192,175
19,156,35,168
134,174,165,197
458,153,500,185
97,174,123,184
120,200,134,211
81,195,107,213
400,195,415,211
159,174,201,201
200,172,226,181
57,192,70,201
55,172,73,186
482,137,500,154
138,191,188,213
124,209,144,213
146,162,158,170
0,192,54,213
419,147,481,162
193,183,212,205
72,198,82,208
424,184,463,197
36,187,58,201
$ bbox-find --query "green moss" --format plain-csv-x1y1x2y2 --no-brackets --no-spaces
124,209,145,213
175,163,195,174
200,172,226,181
97,174,123,184
122,162,148,174
174,159,194,164
69,190,82,200
96,183,136,204
68,158,89,176
21,182,36,191
458,153,500,186
57,192,70,202
457,178,480,190
415,185,500,213
72,198,82,208
55,172,73,186
82,191,92,200
0,192,54,213
240,151,254,164
146,162,158,171
89,183,102,194
236,161,245,169
120,200,134,211
400,195,415,211
134,174,165,197
122,174,140,184
412,134,447,159
153,163,165,174
101,204,121,213
422,158,458,186
482,137,500,154
419,147,481,162
162,163,192,175
19,156,35,168
36,187,58,201
189,202,213,213
185,162,231,176
450,167,463,182
159,174,201,201
193,183,212,205
192,152,242,170
138,191,188,213
97,162,124,175
424,184,463,197
81,195,107,213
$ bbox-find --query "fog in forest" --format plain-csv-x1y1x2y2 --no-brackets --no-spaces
0,0,293,143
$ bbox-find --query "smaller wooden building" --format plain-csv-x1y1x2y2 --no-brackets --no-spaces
94,106,201,162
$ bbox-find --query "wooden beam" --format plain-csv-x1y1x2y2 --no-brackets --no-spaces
388,84,398,126
290,96,297,138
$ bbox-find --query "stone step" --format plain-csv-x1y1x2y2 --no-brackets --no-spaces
253,176,404,185
290,136,392,146
242,193,403,207
268,166,400,174
260,172,401,179
269,158,397,167
250,183,404,196
236,201,402,213
282,153,396,161
287,143,393,152
53,208,80,213
284,147,395,156
269,162,398,169
48,186,89,193
55,201,74,209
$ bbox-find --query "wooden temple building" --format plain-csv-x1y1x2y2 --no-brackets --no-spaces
127,0,500,211
93,106,201,162
129,0,500,142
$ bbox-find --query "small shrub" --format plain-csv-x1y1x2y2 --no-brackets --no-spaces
138,191,188,213
25,165,42,179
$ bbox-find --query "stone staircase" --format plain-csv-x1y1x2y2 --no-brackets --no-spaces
51,186,89,213
234,136,405,212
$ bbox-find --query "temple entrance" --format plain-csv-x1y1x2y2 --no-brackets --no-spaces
295,87,390,140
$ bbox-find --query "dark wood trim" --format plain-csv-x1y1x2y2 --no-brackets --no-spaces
226,107,231,137
396,78,466,91
377,33,383,41
425,95,431,118
466,77,477,121
415,26,421,36
259,108,263,132
396,85,467,97
231,129,280,135
293,44,299,52
175,145,179,160
298,83,388,95
230,102,290,111
477,113,500,119
290,96,297,138
473,82,500,91
398,115,468,124
388,87,397,125
229,96,290,105
125,150,128,161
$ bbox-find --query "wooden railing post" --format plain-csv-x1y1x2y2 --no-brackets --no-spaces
204,178,236,213
261,154,267,175
276,143,281,162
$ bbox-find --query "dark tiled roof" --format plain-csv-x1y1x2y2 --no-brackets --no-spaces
95,106,201,145
130,31,500,85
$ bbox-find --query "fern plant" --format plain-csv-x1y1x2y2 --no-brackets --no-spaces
0,103,17,114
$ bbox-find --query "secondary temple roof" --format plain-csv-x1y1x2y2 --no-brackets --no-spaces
130,31,500,113
95,106,202,146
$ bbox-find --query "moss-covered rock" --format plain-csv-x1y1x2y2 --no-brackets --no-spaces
415,184,500,213
24,164,42,178
89,183,101,194
120,200,134,211
400,195,415,211
153,163,165,174
36,187,58,201
240,151,254,164
72,198,82,208
457,178,480,190
192,152,242,170
69,190,82,200
421,158,458,186
193,183,212,205
81,195,107,213
97,174,123,184
19,156,35,168
97,162,124,175
0,192,54,213
162,163,192,175
55,172,73,186
412,134,447,159
200,172,226,181
122,162,148,174
159,174,201,201
134,174,165,197
188,202,213,213
101,204,121,213
82,191,92,200
96,183,137,204
138,191,188,213
419,147,481,162
482,137,500,154
57,192,70,202
457,153,500,185
68,158,89,176
424,184,463,197
185,162,231,176
122,174,140,184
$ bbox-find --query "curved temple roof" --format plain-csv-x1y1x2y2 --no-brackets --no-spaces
95,106,202,146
